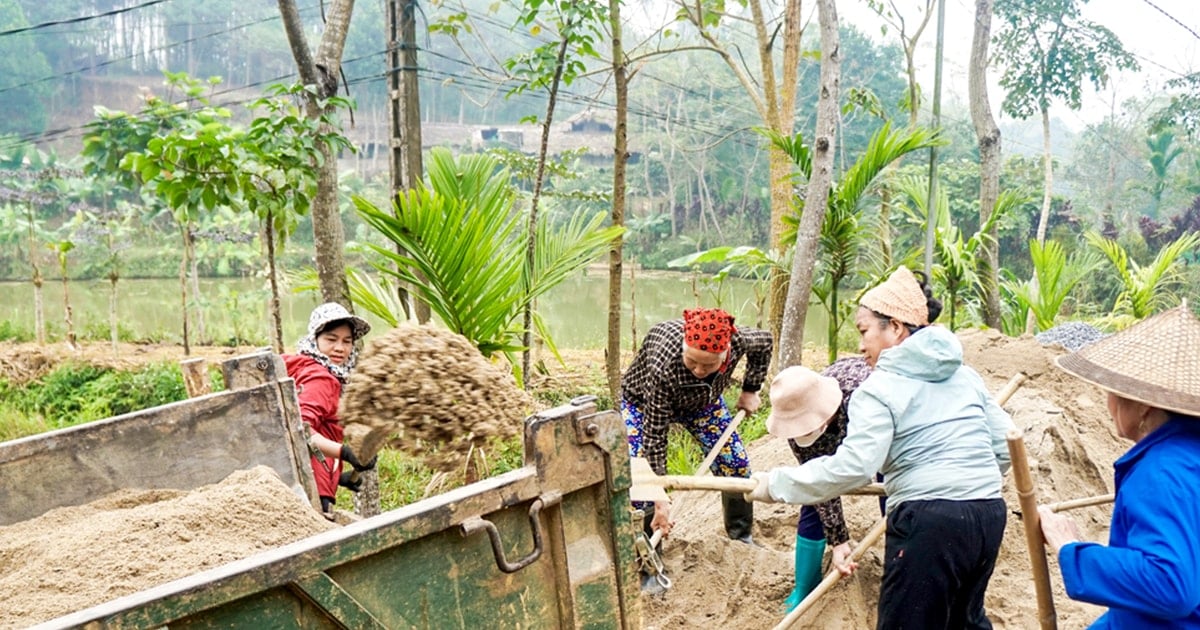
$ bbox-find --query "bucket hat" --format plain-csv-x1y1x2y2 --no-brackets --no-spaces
766,366,843,440
1055,302,1200,416
307,302,372,340
860,266,929,327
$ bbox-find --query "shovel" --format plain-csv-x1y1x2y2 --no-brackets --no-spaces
629,457,886,503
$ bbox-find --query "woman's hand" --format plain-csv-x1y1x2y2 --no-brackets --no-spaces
831,541,858,576
651,500,674,538
1038,505,1083,552
737,390,762,415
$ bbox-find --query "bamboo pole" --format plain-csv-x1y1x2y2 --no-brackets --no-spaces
1044,493,1114,514
1008,428,1057,629
774,517,888,629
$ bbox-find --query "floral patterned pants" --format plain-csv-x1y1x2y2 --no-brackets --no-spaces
620,398,751,480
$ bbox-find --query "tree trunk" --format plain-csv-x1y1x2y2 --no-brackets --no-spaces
1036,105,1053,243
520,34,570,382
778,0,840,368
60,261,75,350
266,214,284,353
606,0,629,402
969,0,1003,329
109,274,119,357
278,0,355,309
179,224,191,356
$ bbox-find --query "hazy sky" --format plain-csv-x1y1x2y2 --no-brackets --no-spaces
840,0,1200,130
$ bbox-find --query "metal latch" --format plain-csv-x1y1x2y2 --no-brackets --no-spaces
460,492,562,574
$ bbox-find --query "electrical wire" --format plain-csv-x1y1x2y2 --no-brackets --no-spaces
0,0,176,38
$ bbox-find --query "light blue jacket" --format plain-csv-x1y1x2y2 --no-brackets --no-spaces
767,326,1014,510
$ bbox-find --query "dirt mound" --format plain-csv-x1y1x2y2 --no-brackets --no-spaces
0,466,336,628
339,323,534,472
646,327,1126,629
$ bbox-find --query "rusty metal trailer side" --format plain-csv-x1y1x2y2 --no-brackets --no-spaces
32,398,643,630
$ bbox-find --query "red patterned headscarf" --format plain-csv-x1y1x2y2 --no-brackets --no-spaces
683,308,736,354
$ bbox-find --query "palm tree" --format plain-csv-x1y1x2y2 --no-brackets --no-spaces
896,178,1027,330
1006,239,1101,332
767,121,942,362
352,148,623,382
1086,230,1200,326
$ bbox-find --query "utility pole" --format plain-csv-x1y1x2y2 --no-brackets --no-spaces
387,0,430,322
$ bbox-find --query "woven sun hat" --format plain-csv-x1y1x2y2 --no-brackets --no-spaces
766,366,843,441
860,266,929,327
307,302,372,340
1055,302,1200,416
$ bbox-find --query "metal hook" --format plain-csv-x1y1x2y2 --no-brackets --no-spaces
460,493,561,574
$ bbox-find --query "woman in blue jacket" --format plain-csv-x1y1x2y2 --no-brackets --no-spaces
1040,303,1200,629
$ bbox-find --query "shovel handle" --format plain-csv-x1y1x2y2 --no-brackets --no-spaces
695,410,747,476
635,474,887,497
774,516,888,629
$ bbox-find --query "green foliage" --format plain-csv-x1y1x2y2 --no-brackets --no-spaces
504,0,609,100
766,121,942,360
1086,230,1200,324
8,362,190,427
0,0,53,136
352,148,623,376
1006,239,1101,331
994,0,1139,119
0,319,33,342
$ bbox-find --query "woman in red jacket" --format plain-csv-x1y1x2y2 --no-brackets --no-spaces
283,302,376,516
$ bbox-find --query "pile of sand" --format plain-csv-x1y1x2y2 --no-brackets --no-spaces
643,328,1126,629
0,466,336,628
339,323,534,472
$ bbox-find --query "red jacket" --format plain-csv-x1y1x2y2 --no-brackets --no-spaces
283,354,344,499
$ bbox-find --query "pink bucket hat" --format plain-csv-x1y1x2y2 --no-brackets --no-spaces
860,265,929,327
766,366,843,440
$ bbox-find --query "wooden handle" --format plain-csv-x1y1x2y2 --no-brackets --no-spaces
696,410,746,477
635,474,887,497
1008,429,1058,630
774,516,888,629
1044,493,1114,513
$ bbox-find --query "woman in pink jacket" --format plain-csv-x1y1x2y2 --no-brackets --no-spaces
283,302,376,516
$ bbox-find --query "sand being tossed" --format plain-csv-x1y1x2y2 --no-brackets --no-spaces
644,329,1126,629
0,466,336,628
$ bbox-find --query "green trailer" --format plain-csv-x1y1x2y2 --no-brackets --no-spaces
3,352,643,629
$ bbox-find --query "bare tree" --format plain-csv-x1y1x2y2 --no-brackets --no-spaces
969,0,1002,328
778,0,839,368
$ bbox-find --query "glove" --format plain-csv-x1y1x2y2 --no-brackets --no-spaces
340,444,377,472
338,471,363,492
743,471,776,503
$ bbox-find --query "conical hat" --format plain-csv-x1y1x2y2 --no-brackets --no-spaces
1055,303,1200,416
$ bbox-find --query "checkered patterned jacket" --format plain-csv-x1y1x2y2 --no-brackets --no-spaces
620,318,773,475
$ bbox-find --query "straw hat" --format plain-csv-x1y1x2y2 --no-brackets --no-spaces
766,366,843,440
1055,302,1200,416
860,266,929,327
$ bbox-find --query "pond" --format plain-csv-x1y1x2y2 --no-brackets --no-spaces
0,270,828,350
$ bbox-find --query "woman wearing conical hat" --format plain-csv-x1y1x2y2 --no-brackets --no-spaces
746,266,1016,629
1040,303,1200,628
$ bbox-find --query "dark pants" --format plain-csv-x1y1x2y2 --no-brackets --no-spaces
877,498,1006,630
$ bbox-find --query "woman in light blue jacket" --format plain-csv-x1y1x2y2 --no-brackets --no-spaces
748,266,1015,630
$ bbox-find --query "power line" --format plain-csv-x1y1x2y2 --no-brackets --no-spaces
1139,0,1200,42
0,0,176,38
0,8,315,96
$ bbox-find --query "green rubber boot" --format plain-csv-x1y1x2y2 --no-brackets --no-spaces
783,536,826,612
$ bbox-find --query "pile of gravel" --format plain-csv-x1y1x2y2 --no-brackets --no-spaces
1035,321,1108,352
339,323,533,473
